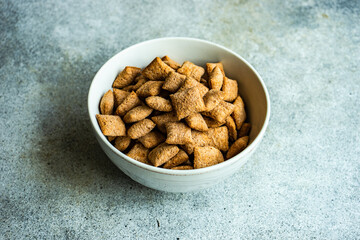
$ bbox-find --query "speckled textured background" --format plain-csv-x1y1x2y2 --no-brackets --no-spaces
1,0,359,239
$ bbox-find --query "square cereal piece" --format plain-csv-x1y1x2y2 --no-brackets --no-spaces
179,77,209,97
171,165,193,170
205,100,235,123
127,143,151,165
238,123,251,138
163,150,189,169
207,126,229,151
114,136,131,152
203,89,224,111
123,105,153,123
138,130,165,148
232,96,247,130
96,114,126,137
209,66,224,91
194,146,224,169
177,61,205,81
127,119,156,139
222,77,238,102
170,87,206,120
142,57,174,80
165,122,193,145
113,66,141,88
182,130,213,154
145,96,173,112
226,136,249,159
100,90,114,115
151,112,179,133
136,81,163,98
206,62,225,76
185,112,208,132
162,72,187,92
203,116,225,128
225,116,237,141
115,91,142,116
161,56,181,70
113,88,130,108
148,143,180,167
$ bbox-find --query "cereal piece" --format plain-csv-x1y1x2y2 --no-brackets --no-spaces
225,116,237,141
206,101,235,123
115,91,142,116
162,55,181,70
127,119,156,139
177,61,205,81
165,122,193,145
113,88,130,107
127,143,151,165
138,130,165,148
209,66,223,91
132,75,147,90
171,165,193,170
232,96,246,129
170,87,206,120
207,126,229,151
163,150,189,169
136,81,163,98
185,112,208,131
194,146,224,169
222,77,238,102
100,90,114,115
206,62,225,76
108,136,116,142
123,105,153,123
182,130,213,154
113,66,141,88
238,123,251,137
142,57,174,80
145,96,173,112
148,143,180,167
203,89,224,111
151,112,179,133
96,114,126,137
179,77,209,97
162,71,187,92
226,136,249,159
114,136,131,151
203,116,225,128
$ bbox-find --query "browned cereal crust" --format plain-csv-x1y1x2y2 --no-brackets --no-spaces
207,126,229,151
185,112,208,132
96,114,126,137
226,136,249,159
165,122,193,145
162,71,187,92
127,143,151,165
238,123,251,138
114,136,131,151
113,88,130,107
151,112,179,133
136,81,163,98
209,66,223,91
142,57,174,80
225,116,237,141
113,66,141,88
194,146,224,169
148,143,180,167
163,150,189,169
138,130,165,149
170,87,205,120
161,55,181,70
145,96,173,112
205,100,235,123
232,96,246,130
222,77,238,102
203,116,226,128
203,89,224,111
206,62,225,76
179,77,209,97
100,90,114,115
177,61,205,81
127,119,156,139
115,91,142,116
123,105,153,123
182,130,213,154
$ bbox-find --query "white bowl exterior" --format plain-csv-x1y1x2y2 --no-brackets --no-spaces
88,38,270,192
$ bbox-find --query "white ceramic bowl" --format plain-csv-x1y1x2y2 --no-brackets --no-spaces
88,37,270,192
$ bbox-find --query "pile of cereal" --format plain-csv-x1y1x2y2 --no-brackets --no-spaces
96,56,251,169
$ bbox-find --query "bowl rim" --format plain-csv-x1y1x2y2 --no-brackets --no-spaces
88,37,270,176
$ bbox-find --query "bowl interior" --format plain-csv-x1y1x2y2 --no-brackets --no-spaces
88,38,269,170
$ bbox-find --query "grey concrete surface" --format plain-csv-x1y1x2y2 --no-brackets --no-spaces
1,0,359,239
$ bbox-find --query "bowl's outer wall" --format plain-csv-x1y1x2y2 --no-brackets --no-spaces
88,38,269,192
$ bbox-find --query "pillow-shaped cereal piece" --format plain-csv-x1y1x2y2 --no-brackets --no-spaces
238,123,251,138
170,87,206,120
136,81,163,98
127,119,156,139
171,165,193,170
96,114,126,137
163,150,189,169
179,77,209,97
123,75,147,91
138,130,165,148
226,136,249,159
142,57,174,81
114,136,131,152
108,136,116,142
209,66,223,91
115,91,142,116
148,143,179,167
203,89,224,111
206,62,225,76
222,77,238,102
206,101,235,123
207,126,229,151
177,61,205,81
113,88,130,107
151,112,179,133
100,90,114,115
232,96,247,130
203,116,225,128
182,130,213,154
161,55,181,70
127,143,151,165
145,96,173,112
194,146,224,169
165,122,193,145
162,72,187,92
123,105,153,123
185,112,208,132
225,116,237,141
113,66,141,88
